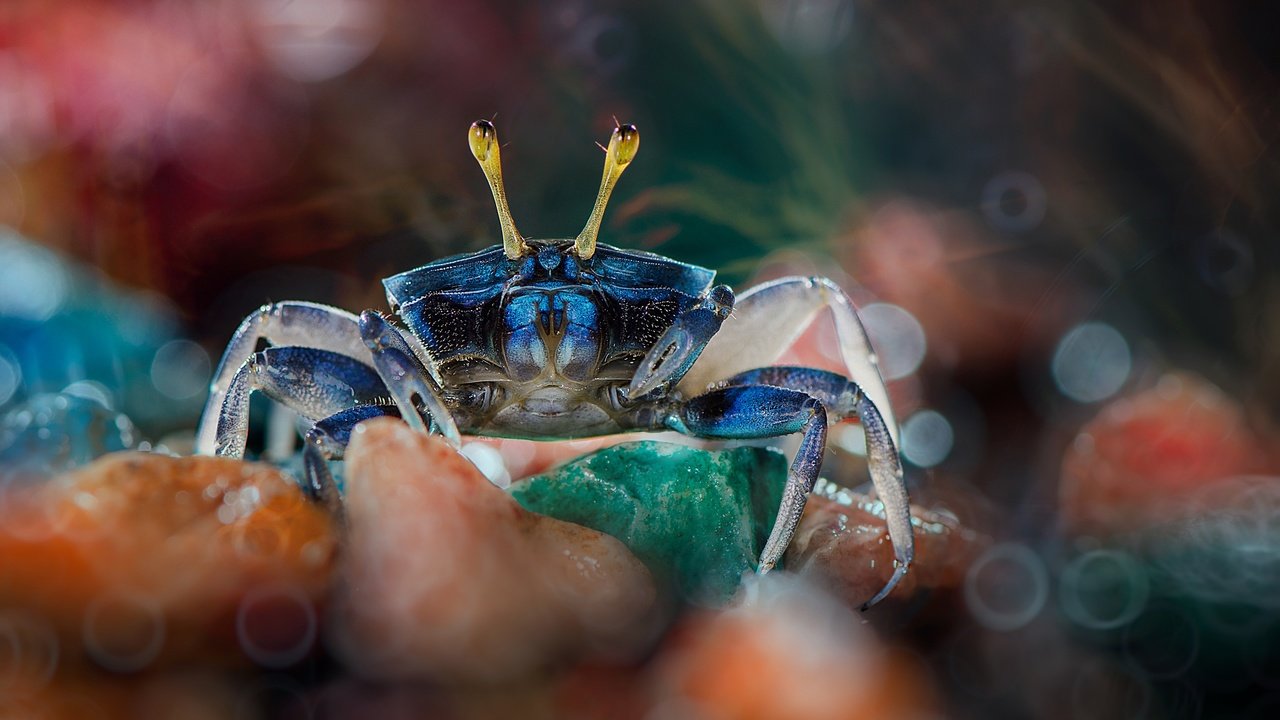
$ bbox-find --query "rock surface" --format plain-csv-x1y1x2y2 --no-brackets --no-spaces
329,419,658,683
1060,373,1272,536
0,453,335,670
784,484,985,609
647,574,938,720
510,440,787,605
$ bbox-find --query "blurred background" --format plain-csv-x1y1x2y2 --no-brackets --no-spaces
1,0,1278,718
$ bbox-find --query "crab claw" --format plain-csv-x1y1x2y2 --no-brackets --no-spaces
358,311,462,446
626,286,734,400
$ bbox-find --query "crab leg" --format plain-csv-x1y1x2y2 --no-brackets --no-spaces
718,367,914,609
198,302,459,456
665,384,827,574
675,276,899,446
302,404,400,511
197,302,368,455
211,347,390,458
626,285,734,400
357,311,460,445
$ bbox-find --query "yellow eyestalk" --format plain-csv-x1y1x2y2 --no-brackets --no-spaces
469,119,529,259
575,123,639,260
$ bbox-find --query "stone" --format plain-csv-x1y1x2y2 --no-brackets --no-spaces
0,453,336,670
329,419,658,683
783,484,985,610
0,664,244,720
647,574,938,720
1059,373,1272,536
509,440,787,605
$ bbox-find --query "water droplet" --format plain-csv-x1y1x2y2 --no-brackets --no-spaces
980,170,1047,233
150,340,211,401
300,539,330,568
0,230,69,321
61,380,114,409
1060,549,1149,630
1052,322,1131,403
82,593,165,672
901,410,954,468
860,303,927,380
0,345,20,408
236,584,317,668
964,542,1048,631
217,504,238,524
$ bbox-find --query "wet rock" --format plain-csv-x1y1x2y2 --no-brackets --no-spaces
330,419,658,683
647,574,938,720
509,440,787,605
0,664,244,720
1060,373,1272,536
0,453,336,670
784,481,985,609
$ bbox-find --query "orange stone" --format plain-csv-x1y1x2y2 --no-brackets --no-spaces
650,575,938,720
0,453,336,670
329,419,658,683
1060,373,1273,535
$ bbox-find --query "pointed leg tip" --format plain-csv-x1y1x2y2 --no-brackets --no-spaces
859,561,911,612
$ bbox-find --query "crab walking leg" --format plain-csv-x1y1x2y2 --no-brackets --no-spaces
302,405,400,511
212,347,391,458
197,302,368,455
213,347,390,458
719,366,914,609
665,384,827,574
357,311,461,445
676,276,899,447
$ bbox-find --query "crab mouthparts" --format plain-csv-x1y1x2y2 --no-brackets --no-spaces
488,386,618,438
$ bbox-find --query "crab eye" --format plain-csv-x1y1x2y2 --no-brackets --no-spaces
468,120,496,160
612,124,639,164
467,119,529,260
575,122,640,260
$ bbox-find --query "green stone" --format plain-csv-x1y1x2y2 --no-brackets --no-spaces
508,441,787,605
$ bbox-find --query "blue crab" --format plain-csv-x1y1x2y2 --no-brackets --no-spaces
196,120,913,608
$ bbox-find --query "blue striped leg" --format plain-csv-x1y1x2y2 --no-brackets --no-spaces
720,367,913,610
675,276,899,447
197,302,367,455
302,404,400,510
212,347,391,458
198,303,459,457
666,384,827,576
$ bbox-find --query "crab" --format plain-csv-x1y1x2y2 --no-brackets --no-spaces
195,120,914,608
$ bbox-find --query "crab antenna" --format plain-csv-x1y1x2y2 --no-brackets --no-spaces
575,123,639,259
469,119,529,259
